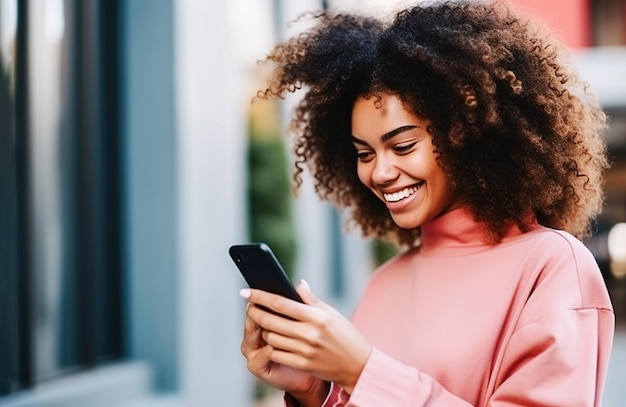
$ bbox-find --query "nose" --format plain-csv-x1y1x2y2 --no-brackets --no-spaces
371,154,399,187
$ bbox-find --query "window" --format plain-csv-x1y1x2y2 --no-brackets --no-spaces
0,0,123,396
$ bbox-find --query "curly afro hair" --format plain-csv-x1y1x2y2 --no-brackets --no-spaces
255,0,610,246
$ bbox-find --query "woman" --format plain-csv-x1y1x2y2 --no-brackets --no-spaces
239,1,615,405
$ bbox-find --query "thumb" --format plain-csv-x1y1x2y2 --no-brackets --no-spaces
296,279,317,305
297,279,338,315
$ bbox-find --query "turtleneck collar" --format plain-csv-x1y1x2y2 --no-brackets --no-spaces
419,207,527,255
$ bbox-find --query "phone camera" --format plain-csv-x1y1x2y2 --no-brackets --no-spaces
234,254,243,263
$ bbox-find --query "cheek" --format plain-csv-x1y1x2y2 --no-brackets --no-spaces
433,170,458,203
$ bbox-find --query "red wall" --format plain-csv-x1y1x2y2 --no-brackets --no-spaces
507,0,590,48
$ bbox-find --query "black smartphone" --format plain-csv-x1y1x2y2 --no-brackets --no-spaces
229,243,303,303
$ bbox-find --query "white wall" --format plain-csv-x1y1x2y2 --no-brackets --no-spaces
174,0,249,405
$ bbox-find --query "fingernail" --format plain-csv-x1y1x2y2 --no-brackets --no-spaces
300,279,311,291
239,288,251,299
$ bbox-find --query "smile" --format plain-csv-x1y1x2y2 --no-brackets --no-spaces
383,184,421,202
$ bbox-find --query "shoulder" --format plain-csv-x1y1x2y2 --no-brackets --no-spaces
519,226,612,311
525,227,599,271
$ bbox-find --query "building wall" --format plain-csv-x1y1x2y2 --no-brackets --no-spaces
124,0,251,404
0,0,251,405
509,0,590,47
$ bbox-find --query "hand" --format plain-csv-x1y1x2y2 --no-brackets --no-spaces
241,280,372,394
240,302,324,401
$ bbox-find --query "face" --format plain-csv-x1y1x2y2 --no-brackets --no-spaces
351,93,460,229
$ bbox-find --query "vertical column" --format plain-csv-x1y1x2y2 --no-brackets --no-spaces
174,0,249,405
122,0,179,391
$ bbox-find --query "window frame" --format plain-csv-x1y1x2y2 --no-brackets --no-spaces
0,0,124,395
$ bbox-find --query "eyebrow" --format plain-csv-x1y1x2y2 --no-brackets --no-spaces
351,125,418,145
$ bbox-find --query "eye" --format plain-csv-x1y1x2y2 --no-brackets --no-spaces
393,141,417,154
356,150,374,163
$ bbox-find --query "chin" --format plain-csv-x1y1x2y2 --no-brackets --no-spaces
390,215,424,230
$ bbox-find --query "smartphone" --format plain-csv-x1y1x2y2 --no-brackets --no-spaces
229,243,303,303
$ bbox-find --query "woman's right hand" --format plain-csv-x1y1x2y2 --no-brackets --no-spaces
241,304,329,405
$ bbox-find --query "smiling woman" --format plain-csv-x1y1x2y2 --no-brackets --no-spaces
240,1,614,406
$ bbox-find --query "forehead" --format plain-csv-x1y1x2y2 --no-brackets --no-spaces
351,94,426,137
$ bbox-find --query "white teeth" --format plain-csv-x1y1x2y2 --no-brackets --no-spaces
383,185,419,202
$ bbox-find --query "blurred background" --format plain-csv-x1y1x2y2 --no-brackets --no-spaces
0,0,624,406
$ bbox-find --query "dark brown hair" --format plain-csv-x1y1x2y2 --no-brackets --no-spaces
256,0,609,246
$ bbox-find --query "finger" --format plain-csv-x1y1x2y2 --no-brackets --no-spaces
246,343,274,375
268,347,311,373
262,328,312,355
296,279,316,305
296,280,338,317
247,301,297,333
241,305,265,355
242,288,313,322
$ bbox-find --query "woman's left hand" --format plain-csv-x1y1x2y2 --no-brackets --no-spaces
240,280,372,394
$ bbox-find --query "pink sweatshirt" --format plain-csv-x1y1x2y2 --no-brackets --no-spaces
289,208,615,406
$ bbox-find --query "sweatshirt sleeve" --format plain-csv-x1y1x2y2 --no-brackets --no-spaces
489,307,614,406
284,382,349,407
341,307,613,406
346,347,471,406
